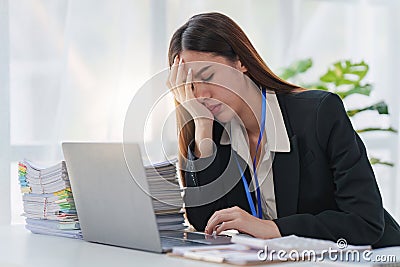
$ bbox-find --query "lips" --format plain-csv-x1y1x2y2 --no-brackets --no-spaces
207,103,222,115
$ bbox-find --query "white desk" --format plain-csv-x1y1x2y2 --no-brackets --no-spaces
1,225,399,267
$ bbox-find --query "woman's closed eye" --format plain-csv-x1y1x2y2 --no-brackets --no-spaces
201,73,214,82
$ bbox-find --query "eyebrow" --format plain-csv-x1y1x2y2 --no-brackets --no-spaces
194,65,212,79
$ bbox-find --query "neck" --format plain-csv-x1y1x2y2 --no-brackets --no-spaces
237,82,263,138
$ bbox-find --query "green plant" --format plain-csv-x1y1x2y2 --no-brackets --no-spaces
280,59,398,167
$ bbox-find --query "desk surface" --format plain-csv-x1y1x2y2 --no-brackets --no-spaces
1,225,399,267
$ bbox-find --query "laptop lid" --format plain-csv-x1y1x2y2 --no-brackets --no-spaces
62,142,163,253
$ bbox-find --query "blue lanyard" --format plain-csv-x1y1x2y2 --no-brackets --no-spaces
232,87,266,219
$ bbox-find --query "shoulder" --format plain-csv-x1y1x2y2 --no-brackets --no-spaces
276,89,343,116
275,90,349,140
289,90,353,147
280,89,333,102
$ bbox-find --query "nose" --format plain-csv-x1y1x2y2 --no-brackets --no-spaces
193,83,211,102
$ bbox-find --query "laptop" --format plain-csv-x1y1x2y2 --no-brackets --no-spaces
62,142,231,253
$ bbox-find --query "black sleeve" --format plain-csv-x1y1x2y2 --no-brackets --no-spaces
183,143,229,231
273,93,385,245
183,122,253,231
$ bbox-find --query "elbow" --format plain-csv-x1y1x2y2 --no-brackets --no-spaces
363,203,385,245
354,212,385,245
367,218,385,245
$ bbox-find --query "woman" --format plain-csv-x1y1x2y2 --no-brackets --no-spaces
167,12,400,248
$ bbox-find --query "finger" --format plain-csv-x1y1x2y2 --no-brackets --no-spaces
166,79,173,91
205,211,237,234
205,207,243,234
185,68,193,100
176,57,185,87
169,56,179,87
215,221,237,235
170,57,184,101
207,207,238,226
167,77,180,100
175,58,187,102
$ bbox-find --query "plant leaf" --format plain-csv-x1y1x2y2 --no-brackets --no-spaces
303,82,329,91
279,58,313,80
356,127,398,133
347,101,389,117
370,101,389,114
320,60,369,87
369,157,394,167
336,84,373,99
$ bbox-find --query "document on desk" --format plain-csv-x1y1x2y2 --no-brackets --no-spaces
26,218,80,230
231,234,371,252
169,234,371,265
170,244,261,264
26,224,83,239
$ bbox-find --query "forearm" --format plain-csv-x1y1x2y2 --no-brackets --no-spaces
184,122,232,230
193,119,214,158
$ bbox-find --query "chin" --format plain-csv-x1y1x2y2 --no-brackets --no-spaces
215,110,234,124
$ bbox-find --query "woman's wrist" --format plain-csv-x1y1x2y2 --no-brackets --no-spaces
194,118,213,128
258,219,281,239
193,119,214,158
194,138,214,158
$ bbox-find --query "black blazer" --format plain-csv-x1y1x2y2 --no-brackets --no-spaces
183,90,400,248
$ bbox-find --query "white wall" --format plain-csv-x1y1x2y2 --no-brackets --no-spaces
0,0,10,225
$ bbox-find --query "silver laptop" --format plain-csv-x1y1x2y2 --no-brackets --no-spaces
62,142,231,253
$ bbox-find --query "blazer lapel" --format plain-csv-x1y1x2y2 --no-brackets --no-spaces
272,135,300,217
273,93,300,218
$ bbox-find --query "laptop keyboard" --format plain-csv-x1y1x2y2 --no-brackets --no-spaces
160,237,207,249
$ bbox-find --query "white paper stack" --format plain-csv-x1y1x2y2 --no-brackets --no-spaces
18,160,82,239
145,159,185,231
20,160,70,194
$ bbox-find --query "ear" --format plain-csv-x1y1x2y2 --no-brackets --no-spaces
234,59,247,73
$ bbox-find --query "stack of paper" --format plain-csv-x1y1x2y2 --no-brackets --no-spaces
18,160,82,239
19,160,70,194
145,159,185,231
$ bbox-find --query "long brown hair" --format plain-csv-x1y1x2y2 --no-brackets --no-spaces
168,12,299,185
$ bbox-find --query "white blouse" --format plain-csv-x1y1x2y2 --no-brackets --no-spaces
219,92,291,220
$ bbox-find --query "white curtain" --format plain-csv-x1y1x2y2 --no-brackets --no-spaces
1,0,399,225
